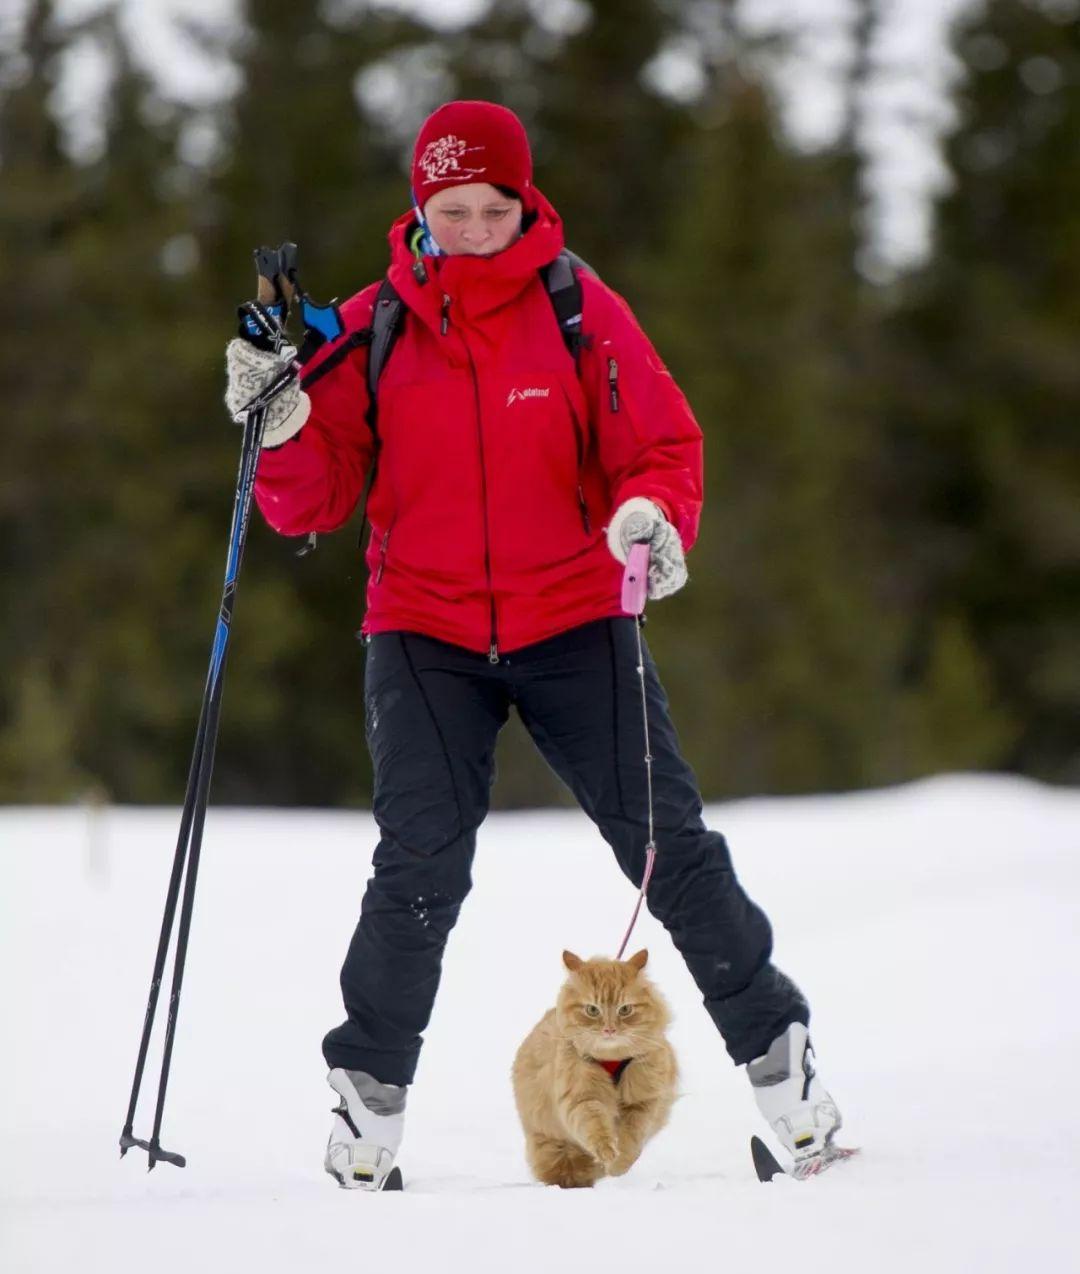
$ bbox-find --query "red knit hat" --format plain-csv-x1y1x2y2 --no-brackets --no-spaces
411,101,533,208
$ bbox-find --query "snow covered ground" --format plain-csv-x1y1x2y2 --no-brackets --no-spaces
2,774,1077,1272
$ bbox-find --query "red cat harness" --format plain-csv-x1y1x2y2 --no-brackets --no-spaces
595,1058,633,1084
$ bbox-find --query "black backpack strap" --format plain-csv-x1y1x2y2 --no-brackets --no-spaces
298,327,371,392
366,276,407,419
353,276,407,547
291,276,406,560
541,249,594,365
298,275,406,434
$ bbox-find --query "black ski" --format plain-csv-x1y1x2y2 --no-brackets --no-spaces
751,1135,859,1183
751,1135,785,1182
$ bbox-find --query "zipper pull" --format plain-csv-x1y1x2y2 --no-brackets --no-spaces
488,641,499,665
577,485,592,535
375,527,391,583
608,356,620,413
441,293,451,336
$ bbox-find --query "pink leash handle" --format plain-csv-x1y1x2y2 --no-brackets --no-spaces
615,541,655,960
621,542,650,616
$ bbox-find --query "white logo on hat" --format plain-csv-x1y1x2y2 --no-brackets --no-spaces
418,134,487,184
507,387,551,406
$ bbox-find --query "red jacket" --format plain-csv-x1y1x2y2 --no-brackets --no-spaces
254,188,703,657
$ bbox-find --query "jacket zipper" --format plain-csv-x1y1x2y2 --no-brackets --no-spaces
569,413,591,535
441,293,451,336
460,334,500,664
608,356,620,413
375,523,393,584
577,485,592,535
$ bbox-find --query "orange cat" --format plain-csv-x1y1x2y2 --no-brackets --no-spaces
512,949,678,1187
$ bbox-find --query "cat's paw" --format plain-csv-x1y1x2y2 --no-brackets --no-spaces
607,1151,640,1177
589,1133,620,1168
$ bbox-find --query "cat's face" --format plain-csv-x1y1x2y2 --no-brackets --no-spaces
555,950,671,1058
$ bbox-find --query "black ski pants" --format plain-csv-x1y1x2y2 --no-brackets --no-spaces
322,617,808,1086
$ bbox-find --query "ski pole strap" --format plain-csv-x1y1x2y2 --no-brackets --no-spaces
272,240,346,360
237,299,286,349
299,296,345,349
240,301,286,344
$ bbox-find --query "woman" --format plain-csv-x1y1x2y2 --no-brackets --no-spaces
226,101,842,1189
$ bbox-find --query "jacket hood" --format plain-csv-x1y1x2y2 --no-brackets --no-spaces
386,185,566,334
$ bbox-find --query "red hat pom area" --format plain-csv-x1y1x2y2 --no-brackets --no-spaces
411,101,533,208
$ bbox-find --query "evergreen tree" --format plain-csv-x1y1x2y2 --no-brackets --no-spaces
885,0,1079,781
638,48,912,796
438,0,694,272
0,0,106,798
194,0,428,804
0,3,216,800
2,0,1071,806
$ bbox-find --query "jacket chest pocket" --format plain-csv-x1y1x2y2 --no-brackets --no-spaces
559,381,593,534
486,374,573,477
377,374,483,508
485,369,598,544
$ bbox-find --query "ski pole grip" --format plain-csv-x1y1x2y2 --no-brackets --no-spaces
277,241,300,306
253,245,282,306
621,542,650,616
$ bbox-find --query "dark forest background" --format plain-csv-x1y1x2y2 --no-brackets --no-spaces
1,0,1077,808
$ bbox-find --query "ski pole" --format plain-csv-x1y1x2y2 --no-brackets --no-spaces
615,542,657,960
119,390,271,1168
119,263,297,1170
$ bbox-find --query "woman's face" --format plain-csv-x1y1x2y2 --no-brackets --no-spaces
423,183,523,257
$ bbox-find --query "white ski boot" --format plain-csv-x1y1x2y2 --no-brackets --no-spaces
747,1022,842,1164
324,1068,405,1191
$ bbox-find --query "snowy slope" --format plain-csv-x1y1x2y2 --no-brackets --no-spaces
2,775,1077,1273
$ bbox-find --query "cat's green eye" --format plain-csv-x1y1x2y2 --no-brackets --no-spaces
584,1004,601,1018
617,1004,634,1018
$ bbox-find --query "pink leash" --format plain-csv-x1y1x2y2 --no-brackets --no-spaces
615,543,657,960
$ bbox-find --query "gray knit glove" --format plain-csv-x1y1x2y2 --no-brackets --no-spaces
606,497,688,600
224,338,310,447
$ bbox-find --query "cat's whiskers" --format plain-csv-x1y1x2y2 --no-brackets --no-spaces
581,1031,633,1056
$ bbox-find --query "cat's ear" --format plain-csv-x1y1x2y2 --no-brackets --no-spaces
562,950,583,972
627,949,648,971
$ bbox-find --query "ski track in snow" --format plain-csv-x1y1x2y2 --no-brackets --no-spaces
2,774,1077,1272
